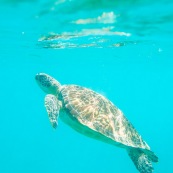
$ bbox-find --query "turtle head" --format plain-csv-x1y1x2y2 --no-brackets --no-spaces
35,73,61,95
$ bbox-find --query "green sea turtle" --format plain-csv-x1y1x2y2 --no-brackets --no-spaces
35,73,158,173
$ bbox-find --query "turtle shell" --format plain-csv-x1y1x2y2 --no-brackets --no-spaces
60,85,149,149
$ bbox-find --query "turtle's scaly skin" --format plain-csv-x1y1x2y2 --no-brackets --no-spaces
60,85,148,149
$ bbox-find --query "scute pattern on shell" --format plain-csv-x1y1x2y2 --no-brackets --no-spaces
61,85,149,149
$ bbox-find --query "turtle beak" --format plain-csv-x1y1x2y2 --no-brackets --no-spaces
35,73,42,80
35,73,44,87
35,73,44,82
35,73,39,81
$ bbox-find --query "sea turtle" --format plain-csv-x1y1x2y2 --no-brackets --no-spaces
35,73,158,173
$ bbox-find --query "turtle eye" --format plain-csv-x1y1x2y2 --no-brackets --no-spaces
42,80,51,87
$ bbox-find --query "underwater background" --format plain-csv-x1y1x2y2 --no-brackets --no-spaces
0,0,173,172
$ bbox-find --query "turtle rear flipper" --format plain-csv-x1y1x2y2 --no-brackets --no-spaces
128,148,158,173
45,94,62,128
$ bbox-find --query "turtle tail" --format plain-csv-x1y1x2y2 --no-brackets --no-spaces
127,148,158,173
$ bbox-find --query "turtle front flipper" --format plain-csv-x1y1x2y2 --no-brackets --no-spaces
45,94,62,128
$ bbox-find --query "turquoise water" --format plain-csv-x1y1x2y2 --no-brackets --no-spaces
0,0,173,172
